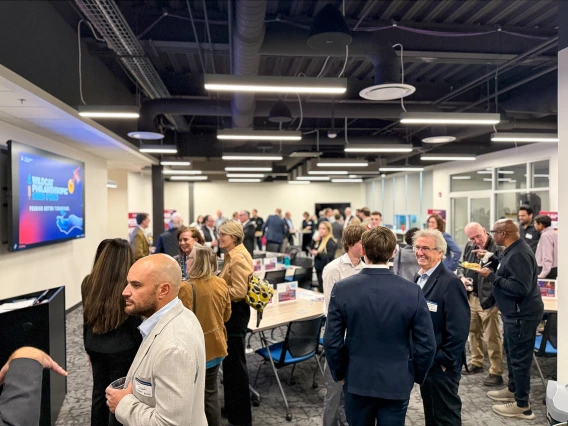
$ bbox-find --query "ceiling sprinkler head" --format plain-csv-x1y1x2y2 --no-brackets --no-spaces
327,130,338,139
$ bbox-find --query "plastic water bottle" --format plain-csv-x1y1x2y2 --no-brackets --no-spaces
284,255,291,267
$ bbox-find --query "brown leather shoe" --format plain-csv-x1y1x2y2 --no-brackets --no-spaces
483,373,504,387
463,363,483,375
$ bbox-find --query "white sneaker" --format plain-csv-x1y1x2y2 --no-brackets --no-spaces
487,387,515,402
492,402,535,420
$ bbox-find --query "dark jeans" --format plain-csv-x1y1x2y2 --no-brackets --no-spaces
315,269,324,291
344,390,408,426
502,316,541,407
223,300,252,425
88,348,138,426
420,365,462,426
537,266,558,279
256,237,263,251
205,364,222,426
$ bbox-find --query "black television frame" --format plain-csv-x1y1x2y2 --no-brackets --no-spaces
7,140,86,252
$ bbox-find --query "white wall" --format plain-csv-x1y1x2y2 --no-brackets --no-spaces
127,171,152,215
164,181,190,225
193,182,365,226
107,169,129,239
0,121,108,309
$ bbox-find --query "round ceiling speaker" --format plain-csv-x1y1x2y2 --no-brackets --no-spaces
422,136,457,144
128,131,165,140
359,83,416,101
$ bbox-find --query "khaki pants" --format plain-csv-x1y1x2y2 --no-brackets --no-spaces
469,293,503,375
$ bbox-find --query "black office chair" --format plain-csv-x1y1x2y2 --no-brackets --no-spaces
254,316,325,421
286,248,299,263
264,269,287,286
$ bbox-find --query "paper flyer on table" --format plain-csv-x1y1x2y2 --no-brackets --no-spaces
277,281,298,303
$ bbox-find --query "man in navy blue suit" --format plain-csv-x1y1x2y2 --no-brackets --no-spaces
413,229,470,426
324,226,436,426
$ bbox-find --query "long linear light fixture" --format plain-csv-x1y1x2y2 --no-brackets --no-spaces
400,112,501,125
344,144,413,153
379,166,425,172
451,176,472,180
228,178,262,183
308,170,348,175
78,105,139,119
170,176,208,181
225,167,272,172
420,154,476,161
204,74,347,94
332,178,363,183
226,174,265,178
316,159,368,167
490,132,558,142
222,154,284,161
296,176,330,181
160,161,190,166
139,145,177,154
162,170,202,175
218,130,301,141
289,181,310,185
477,170,514,175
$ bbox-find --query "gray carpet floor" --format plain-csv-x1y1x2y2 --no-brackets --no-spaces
56,306,555,426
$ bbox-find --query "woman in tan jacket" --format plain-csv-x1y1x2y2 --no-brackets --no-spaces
218,220,254,426
178,243,231,426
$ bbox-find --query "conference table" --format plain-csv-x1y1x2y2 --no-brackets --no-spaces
246,288,324,409
543,297,557,313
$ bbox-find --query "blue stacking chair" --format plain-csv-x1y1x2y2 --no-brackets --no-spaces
254,316,324,421
533,312,557,390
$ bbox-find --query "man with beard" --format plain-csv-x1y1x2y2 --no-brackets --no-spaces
105,254,207,426
518,206,540,253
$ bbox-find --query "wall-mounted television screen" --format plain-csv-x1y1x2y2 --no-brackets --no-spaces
7,140,85,251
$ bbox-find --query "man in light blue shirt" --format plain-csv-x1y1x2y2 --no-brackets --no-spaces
137,296,180,341
416,261,441,289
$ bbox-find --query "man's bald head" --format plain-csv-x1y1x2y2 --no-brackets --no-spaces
124,254,181,317
464,222,488,248
491,219,519,247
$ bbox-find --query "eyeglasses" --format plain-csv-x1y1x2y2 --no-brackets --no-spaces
218,232,225,238
414,246,435,253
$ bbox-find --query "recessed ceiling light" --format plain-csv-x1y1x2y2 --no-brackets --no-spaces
228,179,262,183
139,145,177,153
224,167,272,172
400,112,500,125
170,176,208,181
217,130,301,141
378,166,424,172
491,132,558,142
204,74,347,94
331,178,363,183
129,131,165,140
222,154,284,161
344,144,413,153
226,174,265,178
160,161,190,166
422,136,457,144
420,154,476,161
296,176,330,181
162,170,202,175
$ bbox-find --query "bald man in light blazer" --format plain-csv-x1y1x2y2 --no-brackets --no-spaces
106,254,207,426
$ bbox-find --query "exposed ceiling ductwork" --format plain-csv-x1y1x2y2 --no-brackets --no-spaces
230,0,267,128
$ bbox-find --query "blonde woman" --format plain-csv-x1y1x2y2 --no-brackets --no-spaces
217,220,254,426
178,244,231,426
309,221,338,291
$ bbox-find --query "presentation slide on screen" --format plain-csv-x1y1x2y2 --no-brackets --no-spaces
17,151,84,248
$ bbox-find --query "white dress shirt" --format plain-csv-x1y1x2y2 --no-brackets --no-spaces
322,253,365,315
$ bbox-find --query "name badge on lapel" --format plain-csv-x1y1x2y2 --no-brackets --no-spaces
426,301,438,313
525,233,533,240
135,377,153,397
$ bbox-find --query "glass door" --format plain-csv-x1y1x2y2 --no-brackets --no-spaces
451,197,469,247
470,197,491,231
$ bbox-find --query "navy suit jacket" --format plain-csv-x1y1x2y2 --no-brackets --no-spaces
418,262,470,372
262,215,288,244
324,267,436,400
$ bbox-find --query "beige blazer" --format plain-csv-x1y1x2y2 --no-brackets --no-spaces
218,244,254,302
115,301,207,426
131,227,150,261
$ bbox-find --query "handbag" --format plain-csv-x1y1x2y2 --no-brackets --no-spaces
240,254,274,327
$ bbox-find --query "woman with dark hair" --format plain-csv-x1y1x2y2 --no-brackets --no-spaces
82,239,142,426
301,211,315,254
178,244,231,426
174,226,206,280
427,214,462,272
